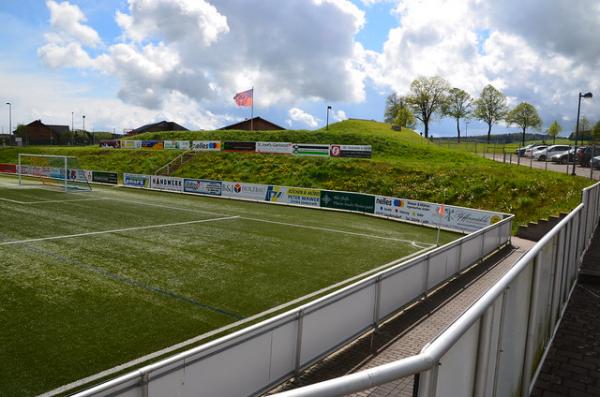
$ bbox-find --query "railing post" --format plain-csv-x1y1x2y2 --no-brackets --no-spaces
417,362,440,397
141,372,149,397
521,254,541,397
491,288,510,395
474,307,494,396
373,276,382,329
295,310,305,376
423,254,431,294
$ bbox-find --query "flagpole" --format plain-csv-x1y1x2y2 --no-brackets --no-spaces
251,86,254,132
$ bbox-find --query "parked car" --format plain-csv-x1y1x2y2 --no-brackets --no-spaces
524,145,547,158
577,146,596,167
532,145,571,161
516,144,535,157
591,156,600,170
552,148,577,164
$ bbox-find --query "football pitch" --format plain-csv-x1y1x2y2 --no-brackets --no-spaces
0,174,459,396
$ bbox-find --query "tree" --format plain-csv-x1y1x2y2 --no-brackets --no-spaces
384,93,405,123
443,88,472,143
473,85,508,143
547,120,562,144
395,106,416,129
406,76,450,138
506,102,542,146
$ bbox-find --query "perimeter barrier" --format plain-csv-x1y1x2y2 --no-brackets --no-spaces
270,181,600,397
71,209,513,396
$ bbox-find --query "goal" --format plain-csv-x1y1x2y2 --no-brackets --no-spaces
17,154,92,192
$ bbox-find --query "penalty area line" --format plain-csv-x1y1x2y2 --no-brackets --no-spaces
0,215,240,246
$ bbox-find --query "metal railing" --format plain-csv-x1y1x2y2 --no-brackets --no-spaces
153,150,194,176
72,213,513,396
271,182,600,397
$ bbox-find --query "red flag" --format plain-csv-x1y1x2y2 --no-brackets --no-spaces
234,88,253,107
437,205,446,217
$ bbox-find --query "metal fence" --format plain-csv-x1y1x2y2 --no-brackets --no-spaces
270,182,600,397
72,212,513,396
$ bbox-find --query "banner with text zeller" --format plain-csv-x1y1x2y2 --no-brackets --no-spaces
192,141,221,151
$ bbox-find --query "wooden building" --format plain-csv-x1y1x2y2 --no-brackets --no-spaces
128,120,189,136
219,117,285,131
17,120,70,145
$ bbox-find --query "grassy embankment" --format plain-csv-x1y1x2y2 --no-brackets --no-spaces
0,120,593,228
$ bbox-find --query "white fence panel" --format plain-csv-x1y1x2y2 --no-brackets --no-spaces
459,235,483,270
379,262,428,319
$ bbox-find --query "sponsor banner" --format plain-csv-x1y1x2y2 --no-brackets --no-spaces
223,141,257,152
222,181,269,200
192,141,221,151
92,171,118,184
83,170,93,183
292,144,330,157
164,140,177,149
177,141,190,150
150,175,183,192
320,190,375,213
330,144,372,159
122,140,142,149
0,163,17,173
183,178,222,196
287,187,321,207
265,185,288,202
256,142,293,155
99,140,121,149
141,140,164,150
374,195,504,232
124,173,150,189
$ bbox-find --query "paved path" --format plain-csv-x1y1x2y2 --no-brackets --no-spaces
269,238,535,396
483,153,600,180
532,225,600,397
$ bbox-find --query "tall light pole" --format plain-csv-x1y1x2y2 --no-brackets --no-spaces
82,114,86,132
71,111,74,145
572,92,593,176
326,105,332,130
5,102,11,136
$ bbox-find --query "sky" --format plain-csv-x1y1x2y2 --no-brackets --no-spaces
0,0,599,136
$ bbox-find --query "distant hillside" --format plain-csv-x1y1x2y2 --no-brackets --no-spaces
0,120,592,228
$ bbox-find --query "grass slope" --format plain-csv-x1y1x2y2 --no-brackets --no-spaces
0,120,593,227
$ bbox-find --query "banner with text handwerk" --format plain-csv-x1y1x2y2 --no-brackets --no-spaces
122,140,142,149
124,173,150,189
292,144,330,157
330,145,372,158
183,178,222,196
374,195,504,232
150,175,183,192
320,190,375,213
256,142,293,155
192,141,221,151
287,187,321,207
141,140,164,150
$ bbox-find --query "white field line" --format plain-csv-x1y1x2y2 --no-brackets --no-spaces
241,216,435,249
0,197,110,205
0,216,240,246
39,244,435,397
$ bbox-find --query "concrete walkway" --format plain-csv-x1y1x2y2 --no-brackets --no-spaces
269,238,535,396
531,225,600,397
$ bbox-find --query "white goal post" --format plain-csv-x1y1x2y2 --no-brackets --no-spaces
17,153,92,192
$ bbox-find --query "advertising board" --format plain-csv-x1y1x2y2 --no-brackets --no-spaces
222,181,269,201
183,179,222,196
99,140,121,149
122,140,142,149
265,185,288,202
92,171,118,184
287,187,321,207
150,175,183,192
320,190,375,213
141,141,164,150
256,142,293,155
0,163,16,173
329,145,372,158
164,140,177,149
177,141,190,150
124,173,150,188
223,141,257,152
374,195,504,232
292,144,330,157
192,141,221,151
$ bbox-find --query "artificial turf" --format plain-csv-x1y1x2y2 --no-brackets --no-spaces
0,175,458,395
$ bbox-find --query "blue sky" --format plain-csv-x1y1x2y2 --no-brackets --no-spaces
1,0,598,136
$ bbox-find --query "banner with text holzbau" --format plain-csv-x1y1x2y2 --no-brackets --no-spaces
221,181,288,202
374,195,504,232
150,175,183,192
124,173,150,188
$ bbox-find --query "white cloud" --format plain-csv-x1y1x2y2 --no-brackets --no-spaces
333,110,348,121
37,42,94,68
288,107,320,128
45,0,101,47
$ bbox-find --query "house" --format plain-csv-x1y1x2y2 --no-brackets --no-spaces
219,117,285,131
128,120,189,136
16,120,71,145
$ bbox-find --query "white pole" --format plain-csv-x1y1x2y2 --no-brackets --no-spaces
64,156,68,192
18,153,22,186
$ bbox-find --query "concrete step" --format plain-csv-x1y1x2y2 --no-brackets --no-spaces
517,213,568,241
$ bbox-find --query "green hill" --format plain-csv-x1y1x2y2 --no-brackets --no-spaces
0,119,592,228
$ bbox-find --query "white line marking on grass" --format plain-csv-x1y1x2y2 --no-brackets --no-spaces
0,215,240,246
0,197,110,205
240,216,433,248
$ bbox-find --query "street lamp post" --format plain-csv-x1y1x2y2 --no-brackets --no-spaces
71,111,74,145
326,105,332,130
5,102,11,136
572,92,593,176
82,115,86,132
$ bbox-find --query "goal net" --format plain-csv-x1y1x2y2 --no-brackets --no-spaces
18,154,92,192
